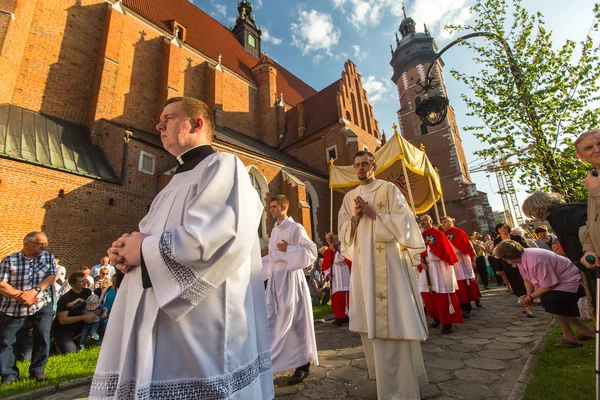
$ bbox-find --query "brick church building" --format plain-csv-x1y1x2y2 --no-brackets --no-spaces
390,12,493,234
0,0,382,268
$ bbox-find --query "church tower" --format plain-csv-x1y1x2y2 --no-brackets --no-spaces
390,9,491,234
232,0,262,58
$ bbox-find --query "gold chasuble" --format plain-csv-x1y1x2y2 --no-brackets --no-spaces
339,179,428,341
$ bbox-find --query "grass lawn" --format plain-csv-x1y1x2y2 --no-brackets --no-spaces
0,347,100,399
523,324,595,400
0,306,334,398
313,303,332,320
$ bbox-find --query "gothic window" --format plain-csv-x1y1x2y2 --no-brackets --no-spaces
248,34,256,48
350,94,358,125
345,111,352,122
248,172,264,238
420,123,428,135
364,104,372,134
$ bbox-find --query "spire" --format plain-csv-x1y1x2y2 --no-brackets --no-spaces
390,44,393,55
232,0,262,57
402,5,406,19
395,32,400,45
398,8,416,37
424,23,429,35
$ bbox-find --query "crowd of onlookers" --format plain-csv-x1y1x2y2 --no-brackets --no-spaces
0,235,118,385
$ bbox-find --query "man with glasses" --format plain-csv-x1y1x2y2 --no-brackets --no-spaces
0,232,56,384
90,256,116,279
338,151,429,400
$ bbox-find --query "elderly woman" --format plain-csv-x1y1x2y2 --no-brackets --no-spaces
495,240,594,348
522,191,596,304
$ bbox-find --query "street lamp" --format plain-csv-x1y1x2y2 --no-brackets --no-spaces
416,32,520,126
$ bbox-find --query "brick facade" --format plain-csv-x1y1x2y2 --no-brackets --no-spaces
0,0,382,270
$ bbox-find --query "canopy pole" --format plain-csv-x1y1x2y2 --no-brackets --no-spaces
330,186,333,233
427,175,441,224
440,192,448,217
401,161,417,217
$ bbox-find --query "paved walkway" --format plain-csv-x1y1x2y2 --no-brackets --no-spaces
43,286,552,400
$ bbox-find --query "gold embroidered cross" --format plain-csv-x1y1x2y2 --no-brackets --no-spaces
376,244,385,253
376,292,387,301
377,201,385,210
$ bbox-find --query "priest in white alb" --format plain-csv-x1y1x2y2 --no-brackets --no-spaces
91,97,274,399
265,194,318,385
338,150,428,400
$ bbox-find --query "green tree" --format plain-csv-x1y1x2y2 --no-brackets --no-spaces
447,0,600,201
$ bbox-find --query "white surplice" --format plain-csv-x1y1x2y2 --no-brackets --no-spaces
450,244,475,281
265,217,318,373
324,251,351,295
417,247,459,294
338,179,428,400
90,153,274,400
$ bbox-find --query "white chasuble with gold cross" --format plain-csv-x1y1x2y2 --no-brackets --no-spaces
338,179,428,341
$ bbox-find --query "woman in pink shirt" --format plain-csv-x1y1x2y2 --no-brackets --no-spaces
495,240,594,348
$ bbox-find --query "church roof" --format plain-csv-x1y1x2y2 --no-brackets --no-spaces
281,80,341,150
122,0,317,106
0,105,120,183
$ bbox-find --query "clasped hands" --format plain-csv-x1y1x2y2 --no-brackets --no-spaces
14,290,39,306
353,196,376,223
107,232,149,273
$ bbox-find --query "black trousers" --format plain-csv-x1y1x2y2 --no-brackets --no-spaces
475,256,489,287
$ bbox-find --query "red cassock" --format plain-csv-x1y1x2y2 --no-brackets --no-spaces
419,227,463,325
323,245,351,319
444,227,481,303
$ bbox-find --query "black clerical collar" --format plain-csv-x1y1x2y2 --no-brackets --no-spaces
174,145,216,174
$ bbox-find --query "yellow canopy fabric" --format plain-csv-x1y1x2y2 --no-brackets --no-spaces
329,133,442,214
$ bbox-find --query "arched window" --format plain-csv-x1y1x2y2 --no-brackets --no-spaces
345,111,352,122
304,181,321,245
248,173,263,238
351,94,358,125
364,104,372,134
420,123,428,135
247,166,269,242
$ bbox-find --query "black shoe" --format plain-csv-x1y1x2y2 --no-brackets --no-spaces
429,317,440,328
341,316,349,325
442,324,452,334
332,319,343,326
475,301,482,308
462,310,471,319
31,373,48,382
288,364,310,385
484,286,490,290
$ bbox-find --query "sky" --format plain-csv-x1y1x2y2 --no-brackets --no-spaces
192,0,598,215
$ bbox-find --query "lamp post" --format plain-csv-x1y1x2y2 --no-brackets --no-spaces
415,32,522,127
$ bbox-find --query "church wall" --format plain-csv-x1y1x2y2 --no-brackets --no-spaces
10,0,108,125
221,73,259,139
0,0,38,105
0,157,149,271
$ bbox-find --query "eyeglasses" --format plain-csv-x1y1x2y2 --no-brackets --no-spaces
353,161,373,169
27,241,48,247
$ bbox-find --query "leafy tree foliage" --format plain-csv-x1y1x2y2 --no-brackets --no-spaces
447,0,600,201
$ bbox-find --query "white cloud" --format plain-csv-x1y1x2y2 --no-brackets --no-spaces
332,0,470,37
407,0,471,40
313,54,325,64
262,28,282,45
209,1,226,17
353,45,366,60
254,0,263,8
335,51,349,60
291,9,341,57
362,75,390,103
